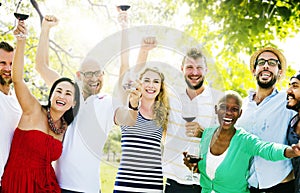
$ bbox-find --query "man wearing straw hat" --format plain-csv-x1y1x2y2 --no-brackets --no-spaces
286,71,300,193
237,47,296,192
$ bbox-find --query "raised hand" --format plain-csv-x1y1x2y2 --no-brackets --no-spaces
141,37,157,51
42,15,59,30
118,11,128,29
13,20,27,40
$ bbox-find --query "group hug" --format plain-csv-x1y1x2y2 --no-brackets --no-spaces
1,10,300,193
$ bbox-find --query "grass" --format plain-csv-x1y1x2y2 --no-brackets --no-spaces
100,161,119,193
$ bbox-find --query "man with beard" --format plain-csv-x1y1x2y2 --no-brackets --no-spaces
0,41,22,190
163,48,223,193
236,47,296,193
286,71,300,193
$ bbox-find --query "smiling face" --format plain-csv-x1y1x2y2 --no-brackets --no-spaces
0,49,14,87
50,81,76,112
140,70,162,100
253,51,282,89
181,57,207,90
77,59,103,99
215,94,242,130
286,77,300,112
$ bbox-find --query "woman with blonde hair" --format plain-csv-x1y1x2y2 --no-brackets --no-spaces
113,14,169,191
114,66,169,192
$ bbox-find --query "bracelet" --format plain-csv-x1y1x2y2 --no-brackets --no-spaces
129,101,139,111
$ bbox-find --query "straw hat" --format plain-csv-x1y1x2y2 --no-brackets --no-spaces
250,47,286,75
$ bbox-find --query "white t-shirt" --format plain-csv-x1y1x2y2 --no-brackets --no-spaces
53,93,115,193
162,87,223,185
0,91,22,186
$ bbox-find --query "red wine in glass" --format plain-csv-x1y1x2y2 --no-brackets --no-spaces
117,5,130,11
14,0,29,20
182,116,196,122
14,13,29,20
188,154,202,163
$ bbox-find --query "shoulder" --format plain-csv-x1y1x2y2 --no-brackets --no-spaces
234,127,259,142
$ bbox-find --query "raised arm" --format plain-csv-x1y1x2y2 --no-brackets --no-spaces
134,37,157,75
118,11,130,78
115,11,140,126
12,21,40,115
35,15,60,86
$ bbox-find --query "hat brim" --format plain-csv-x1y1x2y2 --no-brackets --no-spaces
250,47,286,75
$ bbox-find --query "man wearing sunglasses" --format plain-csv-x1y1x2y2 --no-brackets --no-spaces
236,47,296,193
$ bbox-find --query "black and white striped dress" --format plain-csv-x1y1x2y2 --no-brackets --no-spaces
113,112,163,193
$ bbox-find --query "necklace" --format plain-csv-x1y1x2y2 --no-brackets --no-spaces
46,108,67,135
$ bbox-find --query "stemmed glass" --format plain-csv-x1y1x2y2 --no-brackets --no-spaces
186,146,202,181
117,5,131,11
182,97,201,181
182,99,197,124
14,0,29,39
117,4,130,26
122,80,136,91
14,0,29,20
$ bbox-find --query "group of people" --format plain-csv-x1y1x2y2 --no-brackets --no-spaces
1,10,300,193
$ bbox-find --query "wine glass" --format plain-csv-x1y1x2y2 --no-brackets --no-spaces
14,0,29,39
182,99,197,123
14,0,29,20
117,4,130,27
122,80,136,91
117,5,131,11
185,146,201,181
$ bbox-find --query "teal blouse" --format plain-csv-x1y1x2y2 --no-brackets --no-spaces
198,127,289,193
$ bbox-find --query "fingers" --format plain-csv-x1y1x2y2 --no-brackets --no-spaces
141,37,157,51
183,152,198,171
42,15,59,28
185,122,203,137
13,20,27,39
118,12,128,28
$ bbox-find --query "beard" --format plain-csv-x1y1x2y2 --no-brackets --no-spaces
0,75,12,86
286,95,300,112
185,77,204,90
256,73,278,89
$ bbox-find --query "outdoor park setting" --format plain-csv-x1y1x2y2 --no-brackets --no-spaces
1,0,300,192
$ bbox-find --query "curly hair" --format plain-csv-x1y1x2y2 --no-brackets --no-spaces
139,67,170,140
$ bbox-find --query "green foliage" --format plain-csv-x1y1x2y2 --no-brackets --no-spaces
163,0,299,94
100,161,118,193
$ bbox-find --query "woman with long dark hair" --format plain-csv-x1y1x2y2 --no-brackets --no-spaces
1,20,79,193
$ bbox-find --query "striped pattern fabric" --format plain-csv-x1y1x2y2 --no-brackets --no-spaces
113,112,163,193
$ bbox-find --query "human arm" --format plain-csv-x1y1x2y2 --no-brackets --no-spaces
13,21,40,114
35,15,60,86
114,87,141,126
134,37,157,75
118,11,129,78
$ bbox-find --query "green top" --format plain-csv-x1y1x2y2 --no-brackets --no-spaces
198,127,289,193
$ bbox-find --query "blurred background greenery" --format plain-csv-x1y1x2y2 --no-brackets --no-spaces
1,0,299,192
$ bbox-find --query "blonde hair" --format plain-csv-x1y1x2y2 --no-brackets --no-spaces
139,67,170,140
